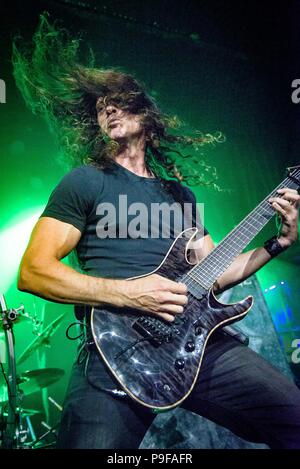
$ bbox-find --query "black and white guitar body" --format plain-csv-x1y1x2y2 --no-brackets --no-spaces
91,228,253,410
91,165,300,410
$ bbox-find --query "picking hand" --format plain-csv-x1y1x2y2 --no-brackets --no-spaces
122,274,188,322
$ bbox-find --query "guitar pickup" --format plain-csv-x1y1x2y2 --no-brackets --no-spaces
132,317,172,347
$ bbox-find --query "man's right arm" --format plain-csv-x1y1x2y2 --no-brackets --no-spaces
18,217,187,322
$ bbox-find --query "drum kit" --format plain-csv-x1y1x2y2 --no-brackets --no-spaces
0,294,66,449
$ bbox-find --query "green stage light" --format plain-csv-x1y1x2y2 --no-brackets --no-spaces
0,209,43,293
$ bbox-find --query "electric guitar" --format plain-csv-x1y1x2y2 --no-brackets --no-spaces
91,165,300,410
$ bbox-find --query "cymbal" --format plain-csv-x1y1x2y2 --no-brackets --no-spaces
17,313,65,365
17,368,65,397
0,368,65,403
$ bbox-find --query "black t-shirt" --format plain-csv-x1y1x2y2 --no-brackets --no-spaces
41,162,207,279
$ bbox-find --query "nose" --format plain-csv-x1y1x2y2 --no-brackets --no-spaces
105,104,118,116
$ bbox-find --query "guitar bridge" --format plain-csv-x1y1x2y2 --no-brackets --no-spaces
132,317,173,347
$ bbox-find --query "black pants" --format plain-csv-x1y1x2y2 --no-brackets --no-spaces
56,333,300,449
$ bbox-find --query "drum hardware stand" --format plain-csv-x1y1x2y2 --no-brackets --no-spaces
30,421,58,448
28,396,62,449
1,295,65,449
15,410,35,447
0,293,25,449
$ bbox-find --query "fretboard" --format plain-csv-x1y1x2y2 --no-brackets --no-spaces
184,167,300,292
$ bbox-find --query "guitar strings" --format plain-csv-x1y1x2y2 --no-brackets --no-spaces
182,170,300,291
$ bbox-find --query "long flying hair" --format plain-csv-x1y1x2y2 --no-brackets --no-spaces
12,13,224,188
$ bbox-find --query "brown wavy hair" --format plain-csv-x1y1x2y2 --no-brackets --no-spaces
12,12,224,187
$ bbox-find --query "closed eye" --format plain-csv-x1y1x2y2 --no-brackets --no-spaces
96,105,105,113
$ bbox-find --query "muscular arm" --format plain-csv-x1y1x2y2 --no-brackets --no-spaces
214,247,272,293
18,217,187,322
191,234,272,294
17,217,120,306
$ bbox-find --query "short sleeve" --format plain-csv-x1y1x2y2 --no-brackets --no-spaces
179,185,209,237
40,166,95,232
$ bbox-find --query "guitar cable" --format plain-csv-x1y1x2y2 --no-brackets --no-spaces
64,320,149,399
65,321,89,365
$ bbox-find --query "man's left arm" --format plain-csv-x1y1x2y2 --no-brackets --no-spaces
195,188,300,294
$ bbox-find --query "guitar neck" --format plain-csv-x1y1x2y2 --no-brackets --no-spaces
186,168,300,291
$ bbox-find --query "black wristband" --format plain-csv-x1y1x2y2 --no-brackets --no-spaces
263,236,288,258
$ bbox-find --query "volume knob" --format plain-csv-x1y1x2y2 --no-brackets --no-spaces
174,358,185,370
185,341,195,352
